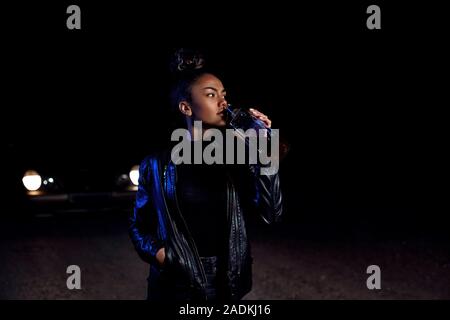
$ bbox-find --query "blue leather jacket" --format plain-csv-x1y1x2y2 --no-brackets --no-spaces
128,150,282,300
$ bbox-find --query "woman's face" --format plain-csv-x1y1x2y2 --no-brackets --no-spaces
186,73,228,127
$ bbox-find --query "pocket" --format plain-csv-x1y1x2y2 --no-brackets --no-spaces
161,251,168,268
160,246,178,275
163,246,173,267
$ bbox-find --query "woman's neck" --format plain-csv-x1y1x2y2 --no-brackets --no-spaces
186,120,224,141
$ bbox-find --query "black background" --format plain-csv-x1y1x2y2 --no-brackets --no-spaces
2,1,448,237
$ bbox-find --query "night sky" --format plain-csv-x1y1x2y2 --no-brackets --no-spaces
2,2,448,239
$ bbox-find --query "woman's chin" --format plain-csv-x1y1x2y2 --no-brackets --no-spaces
217,121,227,128
217,118,227,127
203,120,227,129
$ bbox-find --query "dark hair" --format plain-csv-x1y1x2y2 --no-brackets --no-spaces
169,48,212,110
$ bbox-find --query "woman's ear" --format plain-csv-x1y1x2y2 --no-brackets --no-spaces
178,101,193,117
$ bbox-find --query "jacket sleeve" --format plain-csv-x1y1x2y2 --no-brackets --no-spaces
128,156,164,265
248,163,283,225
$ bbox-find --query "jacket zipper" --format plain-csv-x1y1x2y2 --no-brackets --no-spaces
226,172,240,287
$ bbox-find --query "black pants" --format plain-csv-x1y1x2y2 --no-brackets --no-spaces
147,256,227,301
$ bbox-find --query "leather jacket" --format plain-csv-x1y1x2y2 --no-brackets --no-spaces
129,150,282,300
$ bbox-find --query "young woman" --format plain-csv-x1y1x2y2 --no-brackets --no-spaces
129,49,282,301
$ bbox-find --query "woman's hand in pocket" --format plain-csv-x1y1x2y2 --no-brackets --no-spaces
156,247,166,267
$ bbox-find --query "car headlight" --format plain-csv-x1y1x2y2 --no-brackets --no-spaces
22,170,42,191
129,165,139,186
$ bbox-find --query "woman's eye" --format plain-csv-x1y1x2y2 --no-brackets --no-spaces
207,93,215,97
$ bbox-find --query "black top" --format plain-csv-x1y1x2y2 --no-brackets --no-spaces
176,161,229,257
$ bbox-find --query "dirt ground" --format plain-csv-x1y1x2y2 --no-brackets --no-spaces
0,211,449,300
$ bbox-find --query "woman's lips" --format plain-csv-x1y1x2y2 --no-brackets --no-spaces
218,111,229,123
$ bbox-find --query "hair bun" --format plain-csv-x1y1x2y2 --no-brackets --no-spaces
170,48,205,74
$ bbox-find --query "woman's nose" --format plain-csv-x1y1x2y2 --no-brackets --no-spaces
219,97,228,109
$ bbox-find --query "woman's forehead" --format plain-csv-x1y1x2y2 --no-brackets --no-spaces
194,73,224,89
